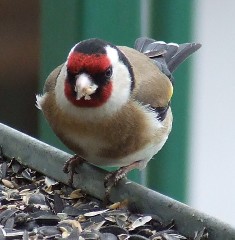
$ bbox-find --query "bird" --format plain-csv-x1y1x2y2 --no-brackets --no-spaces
36,37,201,198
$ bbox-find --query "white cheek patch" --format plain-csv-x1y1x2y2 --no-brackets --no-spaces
103,45,132,117
105,46,119,64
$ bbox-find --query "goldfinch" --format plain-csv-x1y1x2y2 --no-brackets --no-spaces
36,37,201,195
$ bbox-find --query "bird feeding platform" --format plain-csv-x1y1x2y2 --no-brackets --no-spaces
0,122,235,239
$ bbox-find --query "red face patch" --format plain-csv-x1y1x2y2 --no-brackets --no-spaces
65,51,113,107
67,52,110,75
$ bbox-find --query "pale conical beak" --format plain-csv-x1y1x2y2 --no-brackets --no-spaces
74,73,98,100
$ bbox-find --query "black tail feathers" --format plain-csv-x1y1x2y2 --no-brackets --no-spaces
134,37,201,82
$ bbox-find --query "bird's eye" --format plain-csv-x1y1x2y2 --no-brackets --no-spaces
104,67,113,78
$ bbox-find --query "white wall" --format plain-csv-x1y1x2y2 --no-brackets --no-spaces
188,0,235,227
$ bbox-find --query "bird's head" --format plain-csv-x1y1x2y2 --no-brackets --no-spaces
58,38,134,113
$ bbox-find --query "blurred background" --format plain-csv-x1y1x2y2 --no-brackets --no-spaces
1,0,235,227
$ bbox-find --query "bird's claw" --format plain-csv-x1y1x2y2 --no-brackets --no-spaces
104,168,127,188
63,155,84,186
104,167,128,203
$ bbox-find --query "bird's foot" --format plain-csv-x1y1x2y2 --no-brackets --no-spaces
104,168,127,205
63,155,85,186
104,167,127,189
104,161,142,203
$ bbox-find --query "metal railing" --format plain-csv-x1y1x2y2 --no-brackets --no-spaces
1,122,235,239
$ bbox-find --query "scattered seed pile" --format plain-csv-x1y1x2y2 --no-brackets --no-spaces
0,149,208,240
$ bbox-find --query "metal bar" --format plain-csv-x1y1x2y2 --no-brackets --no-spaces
0,122,235,239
